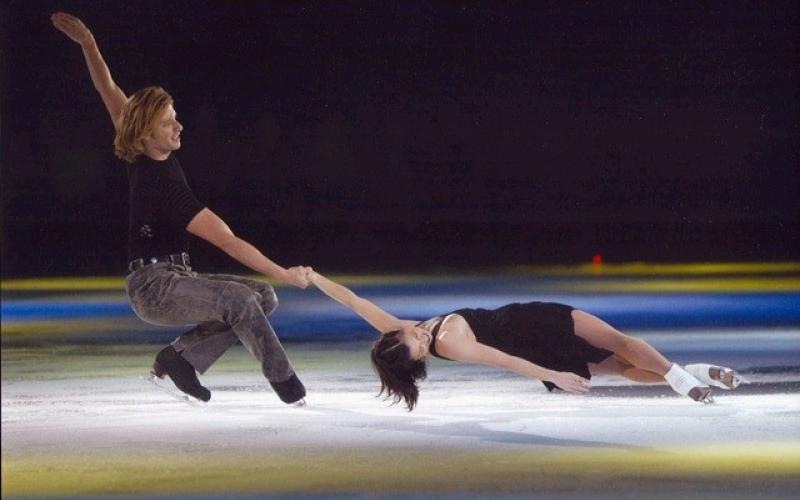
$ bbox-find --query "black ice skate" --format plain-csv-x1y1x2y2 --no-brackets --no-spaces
269,373,307,406
150,346,211,402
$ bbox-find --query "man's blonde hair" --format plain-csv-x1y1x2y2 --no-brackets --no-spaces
114,86,173,163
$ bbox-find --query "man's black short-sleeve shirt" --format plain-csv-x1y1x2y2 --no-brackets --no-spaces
127,154,205,261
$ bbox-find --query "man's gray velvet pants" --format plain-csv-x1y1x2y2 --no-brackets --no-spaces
125,263,295,384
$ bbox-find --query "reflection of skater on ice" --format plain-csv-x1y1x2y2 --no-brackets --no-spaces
307,270,744,409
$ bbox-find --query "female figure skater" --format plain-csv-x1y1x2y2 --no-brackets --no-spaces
51,12,308,404
307,270,743,410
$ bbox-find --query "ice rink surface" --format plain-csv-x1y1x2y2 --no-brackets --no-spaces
2,266,800,498
4,337,799,498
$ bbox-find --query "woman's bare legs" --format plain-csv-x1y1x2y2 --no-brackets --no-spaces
572,310,671,376
589,355,665,383
574,310,714,402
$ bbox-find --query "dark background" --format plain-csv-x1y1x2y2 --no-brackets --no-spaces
2,1,798,278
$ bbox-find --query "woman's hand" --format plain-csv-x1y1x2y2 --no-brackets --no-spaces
549,371,591,394
51,12,94,46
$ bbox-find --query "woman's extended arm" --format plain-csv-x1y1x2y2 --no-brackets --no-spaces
307,270,404,334
51,12,127,126
186,208,309,288
440,336,591,394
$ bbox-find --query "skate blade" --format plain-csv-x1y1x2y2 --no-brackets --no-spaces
688,386,715,404
142,374,208,407
710,367,748,389
292,398,307,407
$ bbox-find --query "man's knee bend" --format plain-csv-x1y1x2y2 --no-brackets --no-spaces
223,286,264,323
259,289,279,315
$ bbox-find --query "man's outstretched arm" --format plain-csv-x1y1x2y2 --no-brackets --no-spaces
51,12,127,127
186,208,311,289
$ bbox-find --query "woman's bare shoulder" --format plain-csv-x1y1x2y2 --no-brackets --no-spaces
434,314,475,357
441,313,470,332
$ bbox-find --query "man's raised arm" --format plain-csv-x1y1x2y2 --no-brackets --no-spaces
51,12,127,127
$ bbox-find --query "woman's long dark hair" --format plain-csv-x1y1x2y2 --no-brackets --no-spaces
370,330,427,411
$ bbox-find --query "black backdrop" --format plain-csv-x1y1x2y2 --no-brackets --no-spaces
2,1,798,277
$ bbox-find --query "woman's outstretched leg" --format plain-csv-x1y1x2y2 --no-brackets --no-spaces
571,310,671,375
572,310,713,402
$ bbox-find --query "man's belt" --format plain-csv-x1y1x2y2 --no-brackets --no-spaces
128,252,191,272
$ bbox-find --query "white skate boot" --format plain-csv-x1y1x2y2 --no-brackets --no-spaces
664,363,714,403
684,364,746,390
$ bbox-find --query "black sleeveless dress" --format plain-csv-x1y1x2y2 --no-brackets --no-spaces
428,302,613,391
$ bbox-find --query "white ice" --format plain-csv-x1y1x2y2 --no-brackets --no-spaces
3,346,799,455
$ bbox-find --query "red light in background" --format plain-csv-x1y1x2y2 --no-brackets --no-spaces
592,254,603,276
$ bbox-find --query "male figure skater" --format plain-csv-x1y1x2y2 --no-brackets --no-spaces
52,12,309,404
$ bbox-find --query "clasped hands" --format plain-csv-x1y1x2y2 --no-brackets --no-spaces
284,266,318,289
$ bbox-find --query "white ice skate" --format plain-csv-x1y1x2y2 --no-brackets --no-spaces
664,363,714,403
684,364,747,390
